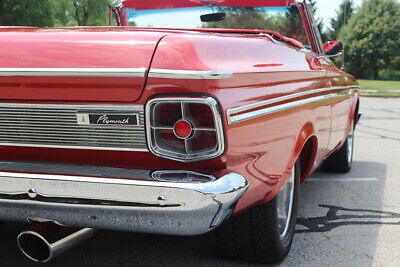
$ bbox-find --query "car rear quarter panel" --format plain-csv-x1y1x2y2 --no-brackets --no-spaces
145,33,332,213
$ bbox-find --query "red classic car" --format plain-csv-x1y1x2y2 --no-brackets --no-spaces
0,0,360,264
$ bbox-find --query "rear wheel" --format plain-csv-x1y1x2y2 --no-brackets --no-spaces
322,120,355,173
216,161,300,264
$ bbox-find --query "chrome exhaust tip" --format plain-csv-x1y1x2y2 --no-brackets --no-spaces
17,223,94,263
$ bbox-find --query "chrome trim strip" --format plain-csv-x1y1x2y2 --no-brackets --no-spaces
0,171,236,192
228,86,356,116
0,169,248,235
229,94,333,124
0,142,149,152
227,86,359,125
0,160,151,179
148,69,233,80
0,103,144,110
258,33,279,44
0,68,147,78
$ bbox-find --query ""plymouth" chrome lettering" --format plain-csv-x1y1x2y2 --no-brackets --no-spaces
96,115,130,124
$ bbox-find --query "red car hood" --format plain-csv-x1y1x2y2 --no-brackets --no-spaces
0,27,167,102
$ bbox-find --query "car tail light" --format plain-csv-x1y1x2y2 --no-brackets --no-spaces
146,97,225,162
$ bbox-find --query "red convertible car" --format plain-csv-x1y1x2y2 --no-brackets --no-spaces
0,0,360,264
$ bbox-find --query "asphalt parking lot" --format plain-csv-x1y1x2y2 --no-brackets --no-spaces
0,97,399,266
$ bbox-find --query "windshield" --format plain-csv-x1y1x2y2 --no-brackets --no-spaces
126,5,310,46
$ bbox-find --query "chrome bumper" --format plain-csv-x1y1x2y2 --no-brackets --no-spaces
0,161,248,236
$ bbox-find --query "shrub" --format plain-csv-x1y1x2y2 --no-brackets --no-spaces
378,69,400,81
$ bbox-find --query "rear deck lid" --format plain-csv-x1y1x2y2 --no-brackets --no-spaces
0,28,166,102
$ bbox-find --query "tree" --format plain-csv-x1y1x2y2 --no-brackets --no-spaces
53,0,70,26
339,0,400,79
72,0,106,26
205,7,274,30
0,0,4,25
276,5,311,45
0,0,122,27
54,0,113,26
1,0,54,27
328,0,355,40
204,6,310,46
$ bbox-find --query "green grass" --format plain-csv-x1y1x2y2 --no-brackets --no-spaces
360,90,400,96
357,80,400,96
358,80,400,90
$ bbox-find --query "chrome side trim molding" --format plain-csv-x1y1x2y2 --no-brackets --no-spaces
227,85,359,125
148,69,233,80
0,68,147,78
229,94,334,124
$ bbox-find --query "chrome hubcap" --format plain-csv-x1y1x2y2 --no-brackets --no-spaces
347,121,355,164
277,168,295,240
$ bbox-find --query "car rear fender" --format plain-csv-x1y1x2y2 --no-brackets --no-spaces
337,91,360,152
272,122,317,196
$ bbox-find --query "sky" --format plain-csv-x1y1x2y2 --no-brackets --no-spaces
315,0,363,29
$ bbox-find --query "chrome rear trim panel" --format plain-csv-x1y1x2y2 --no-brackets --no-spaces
0,103,148,151
0,166,248,235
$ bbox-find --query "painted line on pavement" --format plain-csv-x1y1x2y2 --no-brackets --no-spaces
307,177,379,182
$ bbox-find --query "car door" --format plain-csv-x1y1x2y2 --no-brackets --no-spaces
299,1,351,153
324,61,352,151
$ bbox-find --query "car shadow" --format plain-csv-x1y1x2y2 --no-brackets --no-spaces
296,161,393,234
0,221,258,267
0,161,392,267
283,160,396,265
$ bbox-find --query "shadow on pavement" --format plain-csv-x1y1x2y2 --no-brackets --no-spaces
0,160,393,266
285,160,395,265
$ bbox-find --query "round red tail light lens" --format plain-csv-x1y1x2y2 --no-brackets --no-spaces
174,120,193,139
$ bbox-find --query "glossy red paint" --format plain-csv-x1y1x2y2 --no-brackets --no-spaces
0,3,359,216
122,0,295,9
323,41,340,53
143,30,357,213
0,27,167,102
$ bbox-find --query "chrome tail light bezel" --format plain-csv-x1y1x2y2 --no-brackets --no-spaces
145,96,225,162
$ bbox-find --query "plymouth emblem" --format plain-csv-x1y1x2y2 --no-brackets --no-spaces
76,113,139,126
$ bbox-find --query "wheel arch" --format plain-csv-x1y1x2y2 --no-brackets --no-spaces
288,122,318,184
298,136,318,183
